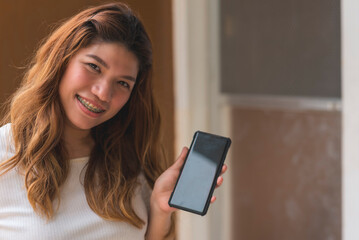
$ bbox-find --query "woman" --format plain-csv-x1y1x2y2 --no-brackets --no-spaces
0,2,226,239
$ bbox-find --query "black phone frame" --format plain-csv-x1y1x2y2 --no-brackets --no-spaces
168,131,231,216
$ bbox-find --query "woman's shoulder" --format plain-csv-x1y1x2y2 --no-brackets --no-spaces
0,123,15,161
0,123,12,142
137,171,152,211
137,171,152,191
0,123,11,135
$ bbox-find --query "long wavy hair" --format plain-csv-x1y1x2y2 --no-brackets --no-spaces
0,2,172,232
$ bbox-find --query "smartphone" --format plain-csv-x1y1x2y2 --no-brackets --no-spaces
168,131,231,216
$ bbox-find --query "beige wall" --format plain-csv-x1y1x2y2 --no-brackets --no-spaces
0,0,174,159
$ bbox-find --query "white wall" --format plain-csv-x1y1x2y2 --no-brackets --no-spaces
172,0,232,239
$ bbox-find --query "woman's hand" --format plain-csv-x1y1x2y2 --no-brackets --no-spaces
150,147,228,215
150,147,188,215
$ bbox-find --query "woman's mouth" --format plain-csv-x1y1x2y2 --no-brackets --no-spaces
76,95,105,113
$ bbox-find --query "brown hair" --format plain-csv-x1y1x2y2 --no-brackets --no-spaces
0,2,171,232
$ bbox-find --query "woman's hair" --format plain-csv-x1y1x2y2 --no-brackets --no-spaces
0,2,172,233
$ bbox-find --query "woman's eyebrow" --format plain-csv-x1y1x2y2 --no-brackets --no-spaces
122,75,136,82
86,54,109,68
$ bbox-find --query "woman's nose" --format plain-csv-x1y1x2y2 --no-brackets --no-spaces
91,80,112,102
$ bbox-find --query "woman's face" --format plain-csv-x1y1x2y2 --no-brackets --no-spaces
59,42,139,131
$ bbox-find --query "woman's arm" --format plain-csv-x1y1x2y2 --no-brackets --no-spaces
145,202,173,240
145,147,188,240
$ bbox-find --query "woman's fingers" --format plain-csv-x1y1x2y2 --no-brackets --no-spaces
216,176,224,188
220,164,228,175
211,164,229,202
217,176,223,185
169,147,188,170
215,164,228,188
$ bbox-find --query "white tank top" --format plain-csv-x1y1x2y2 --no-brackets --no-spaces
0,123,151,240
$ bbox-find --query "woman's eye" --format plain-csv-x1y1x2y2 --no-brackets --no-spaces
87,63,101,72
118,81,130,89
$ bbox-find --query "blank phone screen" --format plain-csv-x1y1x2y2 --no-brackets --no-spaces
170,132,228,214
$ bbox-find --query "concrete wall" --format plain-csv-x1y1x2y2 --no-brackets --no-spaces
221,0,341,98
231,107,341,239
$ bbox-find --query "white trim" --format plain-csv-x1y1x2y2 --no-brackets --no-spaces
221,94,342,111
207,105,233,240
172,1,192,239
342,0,359,239
207,0,233,240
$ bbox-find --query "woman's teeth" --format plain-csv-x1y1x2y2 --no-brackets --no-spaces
76,95,105,113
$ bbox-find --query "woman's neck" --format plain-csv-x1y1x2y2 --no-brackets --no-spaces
62,124,94,159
